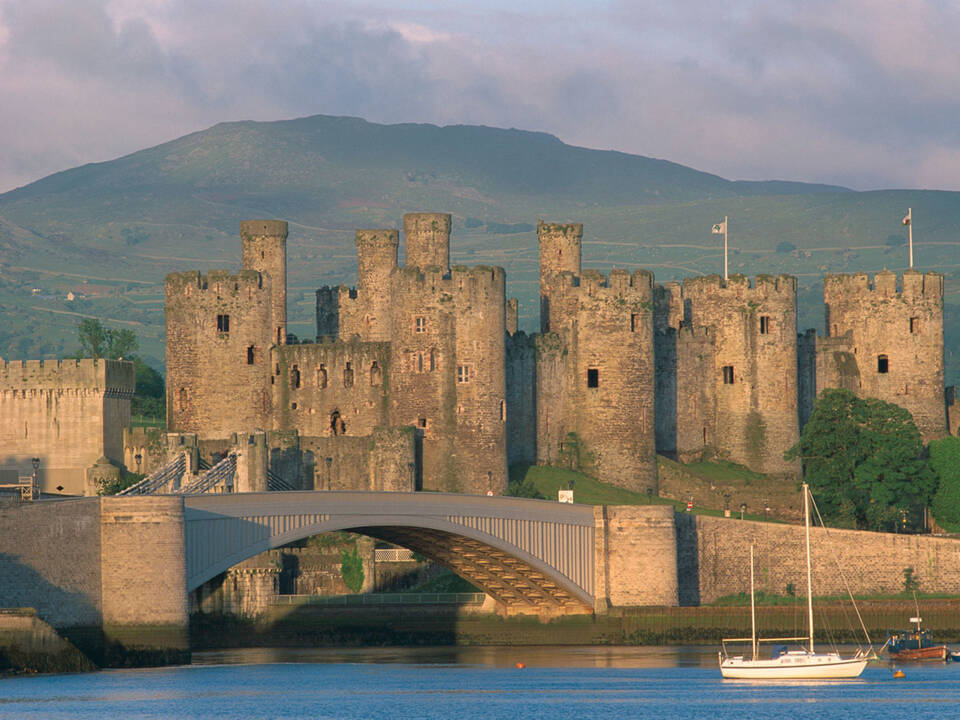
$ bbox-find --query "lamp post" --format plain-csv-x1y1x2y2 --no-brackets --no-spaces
740,503,747,521
134,453,143,475
31,457,40,499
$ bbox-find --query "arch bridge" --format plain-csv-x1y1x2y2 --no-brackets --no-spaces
185,491,598,614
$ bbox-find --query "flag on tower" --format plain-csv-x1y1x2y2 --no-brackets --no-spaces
712,220,726,234
902,209,912,226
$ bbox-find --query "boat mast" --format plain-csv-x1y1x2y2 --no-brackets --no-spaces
750,544,757,660
804,483,814,653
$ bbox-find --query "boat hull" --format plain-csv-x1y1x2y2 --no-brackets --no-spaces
720,656,868,679
889,645,948,661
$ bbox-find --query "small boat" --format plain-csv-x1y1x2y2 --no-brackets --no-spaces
885,614,949,662
719,483,871,680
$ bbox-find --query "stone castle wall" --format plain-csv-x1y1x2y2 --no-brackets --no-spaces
505,331,537,467
681,513,960,605
817,270,945,440
240,220,288,346
537,221,657,491
0,359,134,494
165,270,273,437
655,275,800,477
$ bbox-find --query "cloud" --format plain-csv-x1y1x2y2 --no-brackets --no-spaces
1,0,959,192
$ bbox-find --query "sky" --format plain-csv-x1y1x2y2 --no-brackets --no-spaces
2,0,960,194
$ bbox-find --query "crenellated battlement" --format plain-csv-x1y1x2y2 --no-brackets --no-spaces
404,212,451,272
538,220,582,277
578,268,654,296
165,269,267,296
0,357,135,393
824,269,943,300
393,264,506,299
682,273,796,298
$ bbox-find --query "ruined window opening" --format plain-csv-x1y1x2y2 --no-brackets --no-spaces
217,314,230,332
760,316,771,334
291,402,298,410
330,410,345,436
261,250,265,260
370,361,381,386
429,349,436,372
291,365,301,389
414,316,427,333
878,355,889,374
722,366,735,384
277,327,282,345
631,313,640,332
832,323,838,336
417,353,424,373
418,417,428,428
247,346,255,365
904,384,909,395
275,364,280,376
457,365,471,383
703,427,707,445
317,365,328,388
910,317,919,334
500,400,506,422
179,387,188,412
587,368,599,388
343,362,354,387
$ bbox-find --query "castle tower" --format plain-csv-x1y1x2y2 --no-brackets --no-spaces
165,270,273,437
670,275,801,477
404,213,451,272
538,221,583,333
241,220,288,345
355,229,399,342
819,270,945,440
535,220,657,492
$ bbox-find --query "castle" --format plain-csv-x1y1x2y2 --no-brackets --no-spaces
1,212,954,496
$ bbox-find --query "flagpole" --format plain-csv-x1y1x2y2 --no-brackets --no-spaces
723,215,728,282
908,207,913,269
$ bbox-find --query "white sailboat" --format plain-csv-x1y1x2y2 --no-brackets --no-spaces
718,483,871,679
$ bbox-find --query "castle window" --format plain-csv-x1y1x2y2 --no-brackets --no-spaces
429,349,436,372
457,365,471,383
291,402,298,410
343,362,354,387
760,316,771,334
317,365,328,388
217,314,230,333
330,410,345,436
291,365,301,389
247,346,255,365
417,353,424,373
722,366,735,384
587,368,599,388
631,314,640,332
877,355,889,374
178,387,189,412
910,317,920,334
370,361,381,386
414,316,427,333
418,417,428,428
500,400,506,422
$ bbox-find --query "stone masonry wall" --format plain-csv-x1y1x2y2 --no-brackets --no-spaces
821,270,945,440
165,270,273,437
272,339,390,438
683,514,960,605
594,505,679,608
0,359,134,494
676,274,800,477
240,220,288,346
0,498,102,627
99,496,187,629
506,331,537,466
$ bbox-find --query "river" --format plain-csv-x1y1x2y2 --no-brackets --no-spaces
2,646,958,719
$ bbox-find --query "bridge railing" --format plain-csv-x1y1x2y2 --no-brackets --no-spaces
374,548,417,563
271,593,486,607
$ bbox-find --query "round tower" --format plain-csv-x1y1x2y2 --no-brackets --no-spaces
403,213,451,272
538,221,582,277
241,220,288,345
355,229,399,342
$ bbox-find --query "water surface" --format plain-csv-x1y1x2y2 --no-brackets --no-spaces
2,646,956,719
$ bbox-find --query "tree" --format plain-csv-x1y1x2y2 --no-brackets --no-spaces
785,389,934,531
930,437,960,529
77,318,137,359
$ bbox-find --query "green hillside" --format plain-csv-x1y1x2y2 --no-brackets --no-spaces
0,114,957,386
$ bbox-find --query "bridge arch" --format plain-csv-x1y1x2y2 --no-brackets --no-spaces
184,491,597,613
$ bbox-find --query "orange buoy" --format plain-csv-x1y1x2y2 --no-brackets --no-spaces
893,670,905,679
515,662,525,669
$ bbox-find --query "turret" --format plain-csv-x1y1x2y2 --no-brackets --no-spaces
241,220,288,345
404,213,451,272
